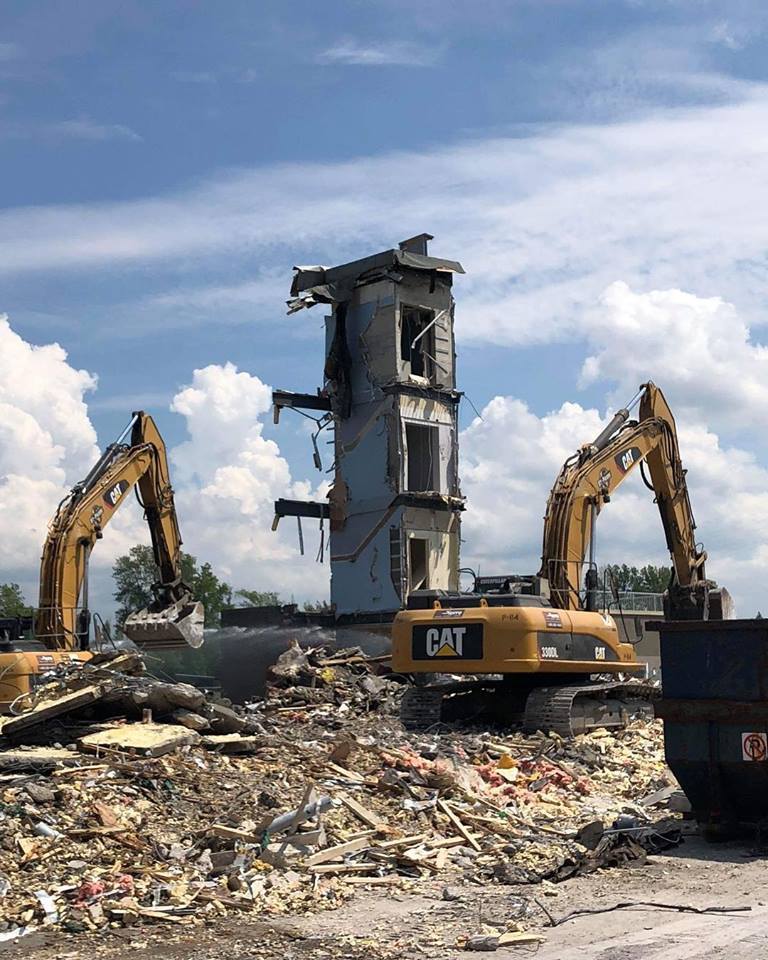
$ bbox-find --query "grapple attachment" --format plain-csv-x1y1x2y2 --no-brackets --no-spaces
123,597,205,649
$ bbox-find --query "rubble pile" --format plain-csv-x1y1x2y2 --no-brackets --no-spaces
0,644,680,942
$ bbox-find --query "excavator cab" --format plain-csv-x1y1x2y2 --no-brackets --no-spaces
0,617,30,649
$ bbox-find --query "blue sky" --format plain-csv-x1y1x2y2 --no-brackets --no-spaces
1,0,765,442
4,0,768,614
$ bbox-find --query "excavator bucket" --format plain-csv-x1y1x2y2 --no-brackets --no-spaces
123,597,205,650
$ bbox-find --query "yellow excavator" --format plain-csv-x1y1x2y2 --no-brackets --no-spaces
0,412,204,710
392,382,724,735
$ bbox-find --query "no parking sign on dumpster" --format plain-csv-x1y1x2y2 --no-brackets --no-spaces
742,732,768,761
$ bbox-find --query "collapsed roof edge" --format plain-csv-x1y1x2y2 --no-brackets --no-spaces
287,242,465,314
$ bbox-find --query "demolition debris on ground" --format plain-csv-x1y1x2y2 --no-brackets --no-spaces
0,643,681,942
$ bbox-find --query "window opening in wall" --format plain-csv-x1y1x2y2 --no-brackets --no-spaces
408,537,429,592
405,422,438,491
401,306,435,380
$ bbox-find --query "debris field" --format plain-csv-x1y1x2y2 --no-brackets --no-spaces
0,643,683,946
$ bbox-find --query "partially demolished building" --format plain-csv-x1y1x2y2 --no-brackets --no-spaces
272,234,465,621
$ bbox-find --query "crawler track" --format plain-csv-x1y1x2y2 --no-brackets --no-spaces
400,679,657,736
523,682,657,737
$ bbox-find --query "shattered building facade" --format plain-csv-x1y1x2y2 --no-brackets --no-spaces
272,234,465,620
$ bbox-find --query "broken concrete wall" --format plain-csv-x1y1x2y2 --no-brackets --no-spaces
401,507,460,595
330,504,460,615
334,398,395,505
331,514,402,614
275,238,465,618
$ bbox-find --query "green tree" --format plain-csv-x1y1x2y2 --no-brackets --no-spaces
635,564,673,593
112,545,231,628
302,600,331,612
193,562,233,627
0,583,31,618
601,563,673,594
236,589,280,607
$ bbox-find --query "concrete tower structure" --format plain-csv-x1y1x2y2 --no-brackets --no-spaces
273,234,465,622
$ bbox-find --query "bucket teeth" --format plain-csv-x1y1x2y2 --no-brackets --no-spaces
123,599,205,650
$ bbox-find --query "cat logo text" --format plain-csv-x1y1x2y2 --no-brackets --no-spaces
614,446,643,474
426,626,467,657
412,622,483,660
103,479,130,508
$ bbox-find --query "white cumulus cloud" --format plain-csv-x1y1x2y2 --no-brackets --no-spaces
170,362,329,599
581,282,768,432
0,315,98,476
459,394,768,616
0,320,328,613
0,316,101,594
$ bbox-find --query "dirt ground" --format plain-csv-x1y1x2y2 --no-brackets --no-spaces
7,832,767,960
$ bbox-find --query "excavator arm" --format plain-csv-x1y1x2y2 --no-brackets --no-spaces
37,412,204,651
539,382,718,619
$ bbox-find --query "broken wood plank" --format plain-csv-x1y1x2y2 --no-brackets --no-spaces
425,834,480,850
316,654,390,666
437,799,482,851
499,932,547,946
343,875,402,885
459,811,518,836
51,763,109,778
341,828,378,843
325,761,366,783
68,826,128,837
0,685,104,737
375,833,429,850
79,723,200,758
339,793,385,829
108,907,190,924
0,746,81,770
307,862,378,875
280,828,325,849
433,848,449,870
303,836,372,866
89,651,144,675
194,890,251,911
210,824,261,844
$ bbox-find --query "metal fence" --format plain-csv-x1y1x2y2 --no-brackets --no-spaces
598,590,664,613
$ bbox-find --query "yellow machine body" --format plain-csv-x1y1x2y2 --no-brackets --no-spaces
0,650,92,714
392,601,642,676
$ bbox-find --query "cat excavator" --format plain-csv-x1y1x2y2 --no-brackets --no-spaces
392,382,724,735
0,412,204,711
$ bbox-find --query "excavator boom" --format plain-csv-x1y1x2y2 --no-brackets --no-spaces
38,412,204,651
539,382,718,619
